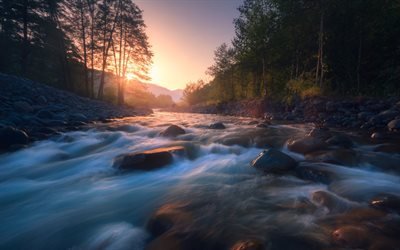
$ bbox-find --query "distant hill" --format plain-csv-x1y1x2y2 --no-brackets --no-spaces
144,82,183,102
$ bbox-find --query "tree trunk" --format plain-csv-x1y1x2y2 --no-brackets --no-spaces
315,0,324,87
79,0,89,96
98,0,121,99
87,0,95,98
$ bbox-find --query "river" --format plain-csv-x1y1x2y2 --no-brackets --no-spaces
0,112,399,249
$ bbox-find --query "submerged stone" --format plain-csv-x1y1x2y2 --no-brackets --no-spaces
326,135,354,148
369,194,400,213
113,146,184,171
230,240,265,250
251,149,297,174
209,122,226,129
0,126,29,150
295,163,338,184
287,136,327,154
147,203,193,237
332,225,369,249
388,119,400,131
160,125,186,137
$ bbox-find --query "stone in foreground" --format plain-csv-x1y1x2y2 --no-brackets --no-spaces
209,122,226,129
388,119,400,131
113,146,184,171
0,126,29,150
251,148,297,174
287,136,327,154
160,125,186,137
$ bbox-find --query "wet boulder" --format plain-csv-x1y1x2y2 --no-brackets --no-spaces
13,100,33,113
388,119,400,132
147,203,193,237
295,163,338,184
209,122,226,129
305,149,359,166
369,194,400,213
69,113,88,122
0,126,29,150
160,125,186,137
230,240,265,250
307,127,331,140
311,190,358,213
371,132,388,139
373,144,400,154
36,109,54,119
331,225,369,249
326,135,354,148
113,146,184,171
251,149,297,174
256,121,271,128
287,136,327,154
221,136,252,147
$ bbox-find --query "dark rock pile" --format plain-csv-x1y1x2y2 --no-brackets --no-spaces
0,73,151,150
281,97,400,131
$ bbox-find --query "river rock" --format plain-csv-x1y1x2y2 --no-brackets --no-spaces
36,109,54,119
69,113,88,122
307,127,331,140
287,137,327,154
331,225,369,249
209,122,226,129
325,135,354,148
222,136,251,147
113,146,184,171
256,121,271,128
295,163,338,184
311,190,358,213
146,233,187,250
305,149,359,166
230,240,265,250
369,194,400,213
0,126,29,150
373,144,400,154
147,203,193,237
371,132,388,139
13,100,33,113
251,149,297,174
160,125,186,137
388,119,400,131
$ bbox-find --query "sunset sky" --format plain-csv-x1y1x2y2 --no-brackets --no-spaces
135,0,243,90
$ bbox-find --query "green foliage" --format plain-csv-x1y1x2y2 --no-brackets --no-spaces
185,0,400,106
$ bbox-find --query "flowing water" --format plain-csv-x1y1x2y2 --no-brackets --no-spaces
0,112,399,249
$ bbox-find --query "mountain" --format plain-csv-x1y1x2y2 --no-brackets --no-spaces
144,83,183,102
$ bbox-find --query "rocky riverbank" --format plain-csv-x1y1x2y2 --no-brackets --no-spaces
180,97,400,133
0,73,151,151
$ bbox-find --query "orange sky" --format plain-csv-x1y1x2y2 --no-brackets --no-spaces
135,0,243,90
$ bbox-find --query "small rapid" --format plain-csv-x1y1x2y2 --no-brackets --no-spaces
0,112,399,249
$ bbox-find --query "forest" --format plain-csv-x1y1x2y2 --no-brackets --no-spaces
0,0,153,106
184,0,400,106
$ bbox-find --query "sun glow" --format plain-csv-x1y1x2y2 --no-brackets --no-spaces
126,73,135,80
150,65,160,83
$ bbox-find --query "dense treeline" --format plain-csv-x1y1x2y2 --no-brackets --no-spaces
0,0,152,105
184,0,400,105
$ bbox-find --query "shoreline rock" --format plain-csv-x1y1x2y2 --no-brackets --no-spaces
168,97,400,134
0,73,152,151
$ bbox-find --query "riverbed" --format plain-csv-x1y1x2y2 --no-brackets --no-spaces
0,112,399,250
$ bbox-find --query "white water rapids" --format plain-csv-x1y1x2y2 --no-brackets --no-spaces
0,112,399,249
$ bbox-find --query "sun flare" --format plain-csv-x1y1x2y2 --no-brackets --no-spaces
150,65,160,83
126,73,135,80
